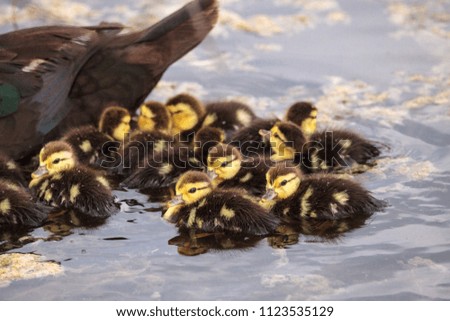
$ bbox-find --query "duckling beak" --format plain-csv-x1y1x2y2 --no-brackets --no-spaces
206,169,218,180
31,165,48,179
168,194,185,207
261,188,277,201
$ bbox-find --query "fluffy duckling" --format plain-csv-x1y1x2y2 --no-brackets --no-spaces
62,106,131,167
29,141,118,219
137,101,172,134
121,145,202,190
202,100,256,135
260,162,386,221
286,101,381,167
264,121,307,164
163,171,279,235
0,179,48,228
193,126,225,166
229,118,278,156
166,93,205,142
0,151,26,187
121,126,223,190
207,143,273,195
166,93,256,142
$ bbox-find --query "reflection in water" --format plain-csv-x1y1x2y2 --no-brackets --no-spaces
168,213,372,256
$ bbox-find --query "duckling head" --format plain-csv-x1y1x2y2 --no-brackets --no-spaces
267,122,306,161
98,106,131,141
32,141,77,178
166,94,205,136
137,101,172,134
261,162,301,203
285,101,318,137
207,143,242,182
194,126,225,165
169,171,213,206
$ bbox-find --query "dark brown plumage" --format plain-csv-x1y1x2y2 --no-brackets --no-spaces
0,0,219,160
229,118,278,156
29,141,118,219
193,126,224,166
203,100,256,133
0,151,26,187
0,180,48,228
163,171,279,235
284,101,317,126
262,163,387,221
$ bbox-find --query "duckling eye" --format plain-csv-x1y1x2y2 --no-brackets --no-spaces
52,158,61,165
172,110,183,115
280,180,288,186
220,162,228,168
188,187,197,193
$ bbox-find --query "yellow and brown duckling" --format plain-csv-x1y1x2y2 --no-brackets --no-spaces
137,101,172,134
0,179,48,228
121,125,224,190
229,118,278,156
29,141,118,219
0,151,26,187
166,93,205,142
193,126,225,167
163,171,279,235
202,100,256,135
62,106,131,167
260,162,386,221
285,101,381,168
110,101,174,176
206,143,273,195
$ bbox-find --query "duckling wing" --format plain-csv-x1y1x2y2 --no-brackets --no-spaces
198,190,280,235
67,0,219,128
0,24,123,160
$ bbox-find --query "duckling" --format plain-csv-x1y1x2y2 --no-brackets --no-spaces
193,126,225,167
229,118,278,156
29,141,118,219
163,171,279,235
61,106,129,166
121,126,223,190
0,151,26,187
206,143,273,195
202,100,256,136
0,0,218,161
285,101,381,168
137,101,172,134
121,145,202,190
166,93,205,142
264,121,307,164
260,162,386,221
0,179,48,228
166,93,256,142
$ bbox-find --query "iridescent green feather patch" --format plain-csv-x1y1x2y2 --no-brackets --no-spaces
0,83,20,117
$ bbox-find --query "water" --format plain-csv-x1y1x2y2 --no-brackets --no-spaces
1,0,450,300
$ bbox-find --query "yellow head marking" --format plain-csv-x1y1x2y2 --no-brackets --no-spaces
168,103,199,135
271,173,300,199
0,198,11,214
41,150,76,175
207,155,241,181
137,104,156,132
300,110,317,137
112,115,131,141
269,126,295,161
175,181,212,205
